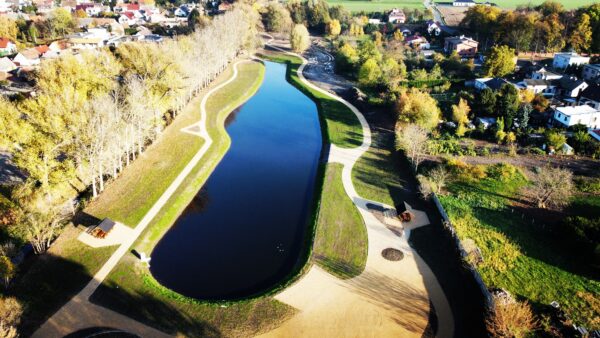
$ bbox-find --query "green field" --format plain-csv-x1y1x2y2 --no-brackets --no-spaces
438,0,600,9
438,164,600,330
327,0,424,12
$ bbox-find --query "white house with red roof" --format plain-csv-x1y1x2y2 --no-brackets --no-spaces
0,38,17,56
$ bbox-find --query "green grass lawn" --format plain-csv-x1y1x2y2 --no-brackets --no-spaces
351,127,405,207
485,0,598,9
327,0,423,12
438,166,600,329
313,164,368,279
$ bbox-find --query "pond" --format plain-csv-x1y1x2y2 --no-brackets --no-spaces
150,61,323,301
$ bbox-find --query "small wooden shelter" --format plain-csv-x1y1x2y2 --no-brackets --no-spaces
91,218,116,239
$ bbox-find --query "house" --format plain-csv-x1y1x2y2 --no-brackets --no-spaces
118,12,137,25
582,64,600,83
553,105,600,129
174,5,190,17
0,57,16,79
368,18,381,25
475,77,512,91
0,38,16,56
552,52,590,70
589,129,600,142
426,20,441,36
453,0,476,6
388,8,405,24
12,48,41,67
405,35,429,49
444,35,478,57
579,83,600,109
518,79,557,96
531,66,562,81
75,3,104,16
557,76,588,98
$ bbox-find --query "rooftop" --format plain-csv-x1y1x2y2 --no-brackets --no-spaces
555,105,598,116
585,64,600,71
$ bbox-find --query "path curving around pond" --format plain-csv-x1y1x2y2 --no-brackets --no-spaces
33,60,253,338
261,36,454,338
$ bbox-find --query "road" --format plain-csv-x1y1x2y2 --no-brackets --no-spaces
423,0,457,35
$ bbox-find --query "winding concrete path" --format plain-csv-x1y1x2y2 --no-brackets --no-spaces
33,60,250,338
261,36,454,338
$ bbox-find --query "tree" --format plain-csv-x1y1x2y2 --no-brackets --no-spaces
545,130,566,150
75,9,87,18
477,88,497,116
516,103,532,130
335,43,358,73
393,29,404,41
531,94,549,112
24,206,66,254
358,58,382,87
372,31,383,46
357,39,381,63
290,24,310,53
497,84,520,130
47,8,75,37
571,13,593,53
0,17,18,42
452,98,471,137
541,13,565,53
484,45,516,78
0,256,14,287
326,19,341,37
263,2,293,33
395,124,429,172
0,296,21,338
486,296,538,338
527,166,573,209
395,88,441,131
305,0,330,32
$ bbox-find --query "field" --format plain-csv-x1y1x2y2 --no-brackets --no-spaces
436,0,600,9
438,164,600,330
436,5,467,26
326,0,424,12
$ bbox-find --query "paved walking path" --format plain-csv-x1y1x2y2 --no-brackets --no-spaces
261,35,454,338
33,60,249,338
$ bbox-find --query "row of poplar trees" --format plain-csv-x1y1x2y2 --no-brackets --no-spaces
0,5,259,253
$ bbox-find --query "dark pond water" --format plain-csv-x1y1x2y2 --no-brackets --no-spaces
150,61,322,300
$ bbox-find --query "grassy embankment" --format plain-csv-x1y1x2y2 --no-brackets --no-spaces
259,50,368,279
438,164,600,329
12,61,273,336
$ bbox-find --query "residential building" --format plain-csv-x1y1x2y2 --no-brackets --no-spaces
557,76,588,98
0,56,16,76
0,38,16,56
553,105,600,129
426,20,441,36
518,79,557,96
582,64,600,83
590,129,600,142
552,52,590,70
453,0,476,6
579,84,600,109
474,77,511,91
367,18,381,25
12,48,40,67
388,8,405,24
404,35,429,49
531,66,562,81
444,35,478,57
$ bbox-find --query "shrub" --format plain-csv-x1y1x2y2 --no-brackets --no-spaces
486,296,538,338
574,177,600,193
487,163,518,182
445,158,487,181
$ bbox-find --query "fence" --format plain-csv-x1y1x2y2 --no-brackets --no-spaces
431,192,495,309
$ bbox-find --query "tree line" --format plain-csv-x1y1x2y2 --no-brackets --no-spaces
0,5,259,255
461,1,600,53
